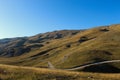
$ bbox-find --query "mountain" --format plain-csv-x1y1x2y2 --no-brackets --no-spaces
0,24,120,73
0,30,82,57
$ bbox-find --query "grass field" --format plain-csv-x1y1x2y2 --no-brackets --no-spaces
0,64,119,80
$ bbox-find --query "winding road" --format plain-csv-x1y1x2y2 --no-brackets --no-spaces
65,60,120,70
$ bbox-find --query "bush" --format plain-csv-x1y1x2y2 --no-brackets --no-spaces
100,28,109,32
66,44,71,48
78,36,88,43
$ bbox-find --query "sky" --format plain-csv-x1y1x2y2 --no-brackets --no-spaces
0,0,120,39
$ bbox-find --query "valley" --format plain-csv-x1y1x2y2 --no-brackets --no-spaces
0,24,120,79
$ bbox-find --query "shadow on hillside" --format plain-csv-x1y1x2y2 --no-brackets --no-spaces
81,64,120,73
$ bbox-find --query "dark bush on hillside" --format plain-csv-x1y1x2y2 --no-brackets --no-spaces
66,44,71,48
78,36,88,43
100,28,109,32
46,42,50,44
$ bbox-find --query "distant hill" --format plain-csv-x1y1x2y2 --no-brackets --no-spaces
0,30,82,57
0,24,120,73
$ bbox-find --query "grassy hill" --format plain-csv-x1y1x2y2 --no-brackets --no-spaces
0,24,120,73
0,64,119,80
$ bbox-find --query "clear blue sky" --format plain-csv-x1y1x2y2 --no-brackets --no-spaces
0,0,120,39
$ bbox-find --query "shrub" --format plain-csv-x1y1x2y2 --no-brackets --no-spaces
66,44,71,48
100,28,109,32
78,36,88,43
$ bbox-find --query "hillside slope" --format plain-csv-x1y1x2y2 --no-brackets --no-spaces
0,30,82,57
0,24,120,73
0,64,119,80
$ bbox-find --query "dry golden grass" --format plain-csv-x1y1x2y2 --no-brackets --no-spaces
0,64,119,80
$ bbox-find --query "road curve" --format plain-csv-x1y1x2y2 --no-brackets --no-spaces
65,60,120,70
